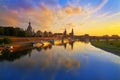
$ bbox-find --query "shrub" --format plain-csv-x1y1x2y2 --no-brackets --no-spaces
110,42,113,45
2,37,12,44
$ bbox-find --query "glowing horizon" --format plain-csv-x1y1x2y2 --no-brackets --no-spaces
0,0,120,36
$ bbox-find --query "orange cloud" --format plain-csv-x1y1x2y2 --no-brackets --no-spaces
39,4,55,28
0,3,85,32
0,4,56,30
64,5,82,15
0,9,19,26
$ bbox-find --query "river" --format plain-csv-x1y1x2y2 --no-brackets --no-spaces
0,41,120,80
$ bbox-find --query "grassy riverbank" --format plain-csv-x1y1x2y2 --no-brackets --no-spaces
91,40,120,56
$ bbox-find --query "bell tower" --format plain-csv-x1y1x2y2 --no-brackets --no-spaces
27,21,33,34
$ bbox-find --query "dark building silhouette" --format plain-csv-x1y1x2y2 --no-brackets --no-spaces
48,31,53,37
43,31,48,37
27,22,33,35
54,33,63,38
69,28,74,37
36,30,42,37
71,28,74,36
63,28,67,37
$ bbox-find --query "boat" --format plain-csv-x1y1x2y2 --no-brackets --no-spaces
5,46,13,50
54,40,62,45
63,39,69,44
33,43,43,48
42,42,52,48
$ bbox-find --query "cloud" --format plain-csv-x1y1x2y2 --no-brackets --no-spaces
0,2,57,30
92,0,108,13
106,12,120,18
0,0,59,10
98,11,110,17
37,3,55,28
0,0,83,31
64,5,83,15
1,0,119,36
0,6,20,26
0,0,33,10
66,23,76,28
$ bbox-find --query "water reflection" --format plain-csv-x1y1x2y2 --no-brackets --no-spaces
69,41,75,50
0,49,32,61
36,47,42,52
0,41,120,80
0,41,76,62
64,43,67,49
39,57,80,70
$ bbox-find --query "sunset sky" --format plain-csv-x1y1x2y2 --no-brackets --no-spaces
0,0,120,36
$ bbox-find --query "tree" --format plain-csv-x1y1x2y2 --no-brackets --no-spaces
0,27,4,35
2,37,12,44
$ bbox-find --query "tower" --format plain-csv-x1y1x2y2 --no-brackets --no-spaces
64,28,67,36
71,28,74,36
69,28,74,37
27,22,33,34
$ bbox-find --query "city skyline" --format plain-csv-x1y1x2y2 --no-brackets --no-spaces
0,0,120,36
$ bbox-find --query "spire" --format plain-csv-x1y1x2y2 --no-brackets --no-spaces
29,21,31,26
72,28,74,35
64,28,67,35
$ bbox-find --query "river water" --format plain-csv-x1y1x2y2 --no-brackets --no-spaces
0,41,120,80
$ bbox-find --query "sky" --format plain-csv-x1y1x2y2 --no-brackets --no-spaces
0,0,120,36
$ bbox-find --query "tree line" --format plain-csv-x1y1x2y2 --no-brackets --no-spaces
0,26,32,37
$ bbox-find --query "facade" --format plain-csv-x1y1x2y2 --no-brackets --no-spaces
43,31,48,37
54,33,63,38
36,30,43,37
48,32,53,37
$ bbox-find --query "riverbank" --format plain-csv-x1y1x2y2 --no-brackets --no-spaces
0,37,71,53
91,40,120,56
0,37,54,53
0,37,58,43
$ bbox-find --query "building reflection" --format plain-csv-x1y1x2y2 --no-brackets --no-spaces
64,43,67,49
28,51,32,57
56,41,75,50
69,41,75,50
